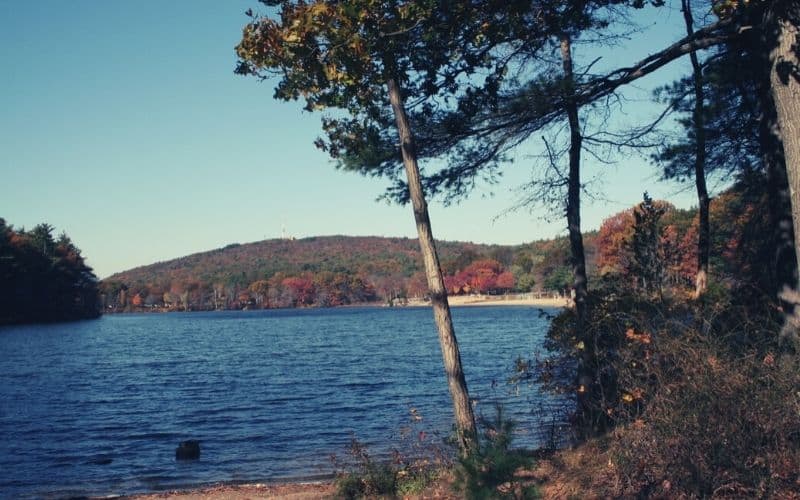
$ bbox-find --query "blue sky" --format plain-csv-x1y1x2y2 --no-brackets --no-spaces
1,1,707,278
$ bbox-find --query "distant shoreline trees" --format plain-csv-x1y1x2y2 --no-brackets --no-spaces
99,238,552,313
100,185,763,313
0,218,100,325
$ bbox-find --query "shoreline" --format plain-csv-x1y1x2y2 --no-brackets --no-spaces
102,294,569,315
414,294,570,308
123,481,337,500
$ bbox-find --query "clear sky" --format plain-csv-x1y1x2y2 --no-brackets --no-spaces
1,1,707,279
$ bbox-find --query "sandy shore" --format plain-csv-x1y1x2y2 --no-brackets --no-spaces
124,481,336,500
122,478,460,499
405,294,569,308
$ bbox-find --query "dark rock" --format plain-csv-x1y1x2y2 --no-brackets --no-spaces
87,456,113,465
175,440,201,460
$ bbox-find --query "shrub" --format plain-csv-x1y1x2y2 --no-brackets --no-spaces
543,279,800,497
542,281,683,433
607,334,800,497
453,406,538,499
333,414,452,499
333,438,397,499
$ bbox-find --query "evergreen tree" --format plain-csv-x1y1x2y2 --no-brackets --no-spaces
0,219,100,325
629,193,667,298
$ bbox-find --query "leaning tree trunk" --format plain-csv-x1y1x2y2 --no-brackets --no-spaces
767,2,800,339
386,76,477,453
682,0,711,299
560,34,597,435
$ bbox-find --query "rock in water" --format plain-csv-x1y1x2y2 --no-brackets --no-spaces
175,440,201,460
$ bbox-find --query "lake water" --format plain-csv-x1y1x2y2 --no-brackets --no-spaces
0,306,568,498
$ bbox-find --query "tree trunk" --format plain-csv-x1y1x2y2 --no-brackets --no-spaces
386,76,477,453
560,35,589,320
769,6,800,276
767,2,800,339
755,36,796,305
682,0,710,299
560,34,596,434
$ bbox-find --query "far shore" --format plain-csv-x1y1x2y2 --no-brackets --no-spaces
103,293,569,315
406,294,570,309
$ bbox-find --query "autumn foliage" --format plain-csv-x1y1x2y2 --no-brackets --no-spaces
592,185,767,296
99,183,771,313
444,259,515,295
99,236,562,312
535,178,800,496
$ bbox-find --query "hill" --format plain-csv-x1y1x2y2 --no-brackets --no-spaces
100,234,593,312
99,182,767,314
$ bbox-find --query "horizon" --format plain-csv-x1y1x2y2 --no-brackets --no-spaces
2,1,703,279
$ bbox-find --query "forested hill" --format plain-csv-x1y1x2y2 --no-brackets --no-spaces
101,234,591,311
1,218,101,325
108,236,491,287
100,183,763,313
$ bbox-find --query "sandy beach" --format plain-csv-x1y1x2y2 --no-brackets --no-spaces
123,476,460,499
124,482,337,500
405,294,570,309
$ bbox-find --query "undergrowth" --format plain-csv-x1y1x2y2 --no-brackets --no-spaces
336,280,800,498
333,406,541,499
541,280,800,497
332,409,452,499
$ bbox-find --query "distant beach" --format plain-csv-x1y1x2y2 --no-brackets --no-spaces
404,293,570,309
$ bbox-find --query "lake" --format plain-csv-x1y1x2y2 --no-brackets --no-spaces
0,306,568,498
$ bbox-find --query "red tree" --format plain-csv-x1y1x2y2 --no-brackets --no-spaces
450,259,508,294
281,276,316,306
595,208,635,276
495,271,515,292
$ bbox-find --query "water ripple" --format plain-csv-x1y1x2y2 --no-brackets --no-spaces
0,306,568,498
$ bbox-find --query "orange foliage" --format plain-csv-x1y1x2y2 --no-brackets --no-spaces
447,259,515,294
281,276,316,306
595,208,635,276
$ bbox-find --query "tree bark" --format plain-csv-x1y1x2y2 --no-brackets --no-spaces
755,35,796,305
682,0,710,299
768,4,800,279
386,76,477,453
560,35,589,321
767,2,800,339
561,34,596,434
